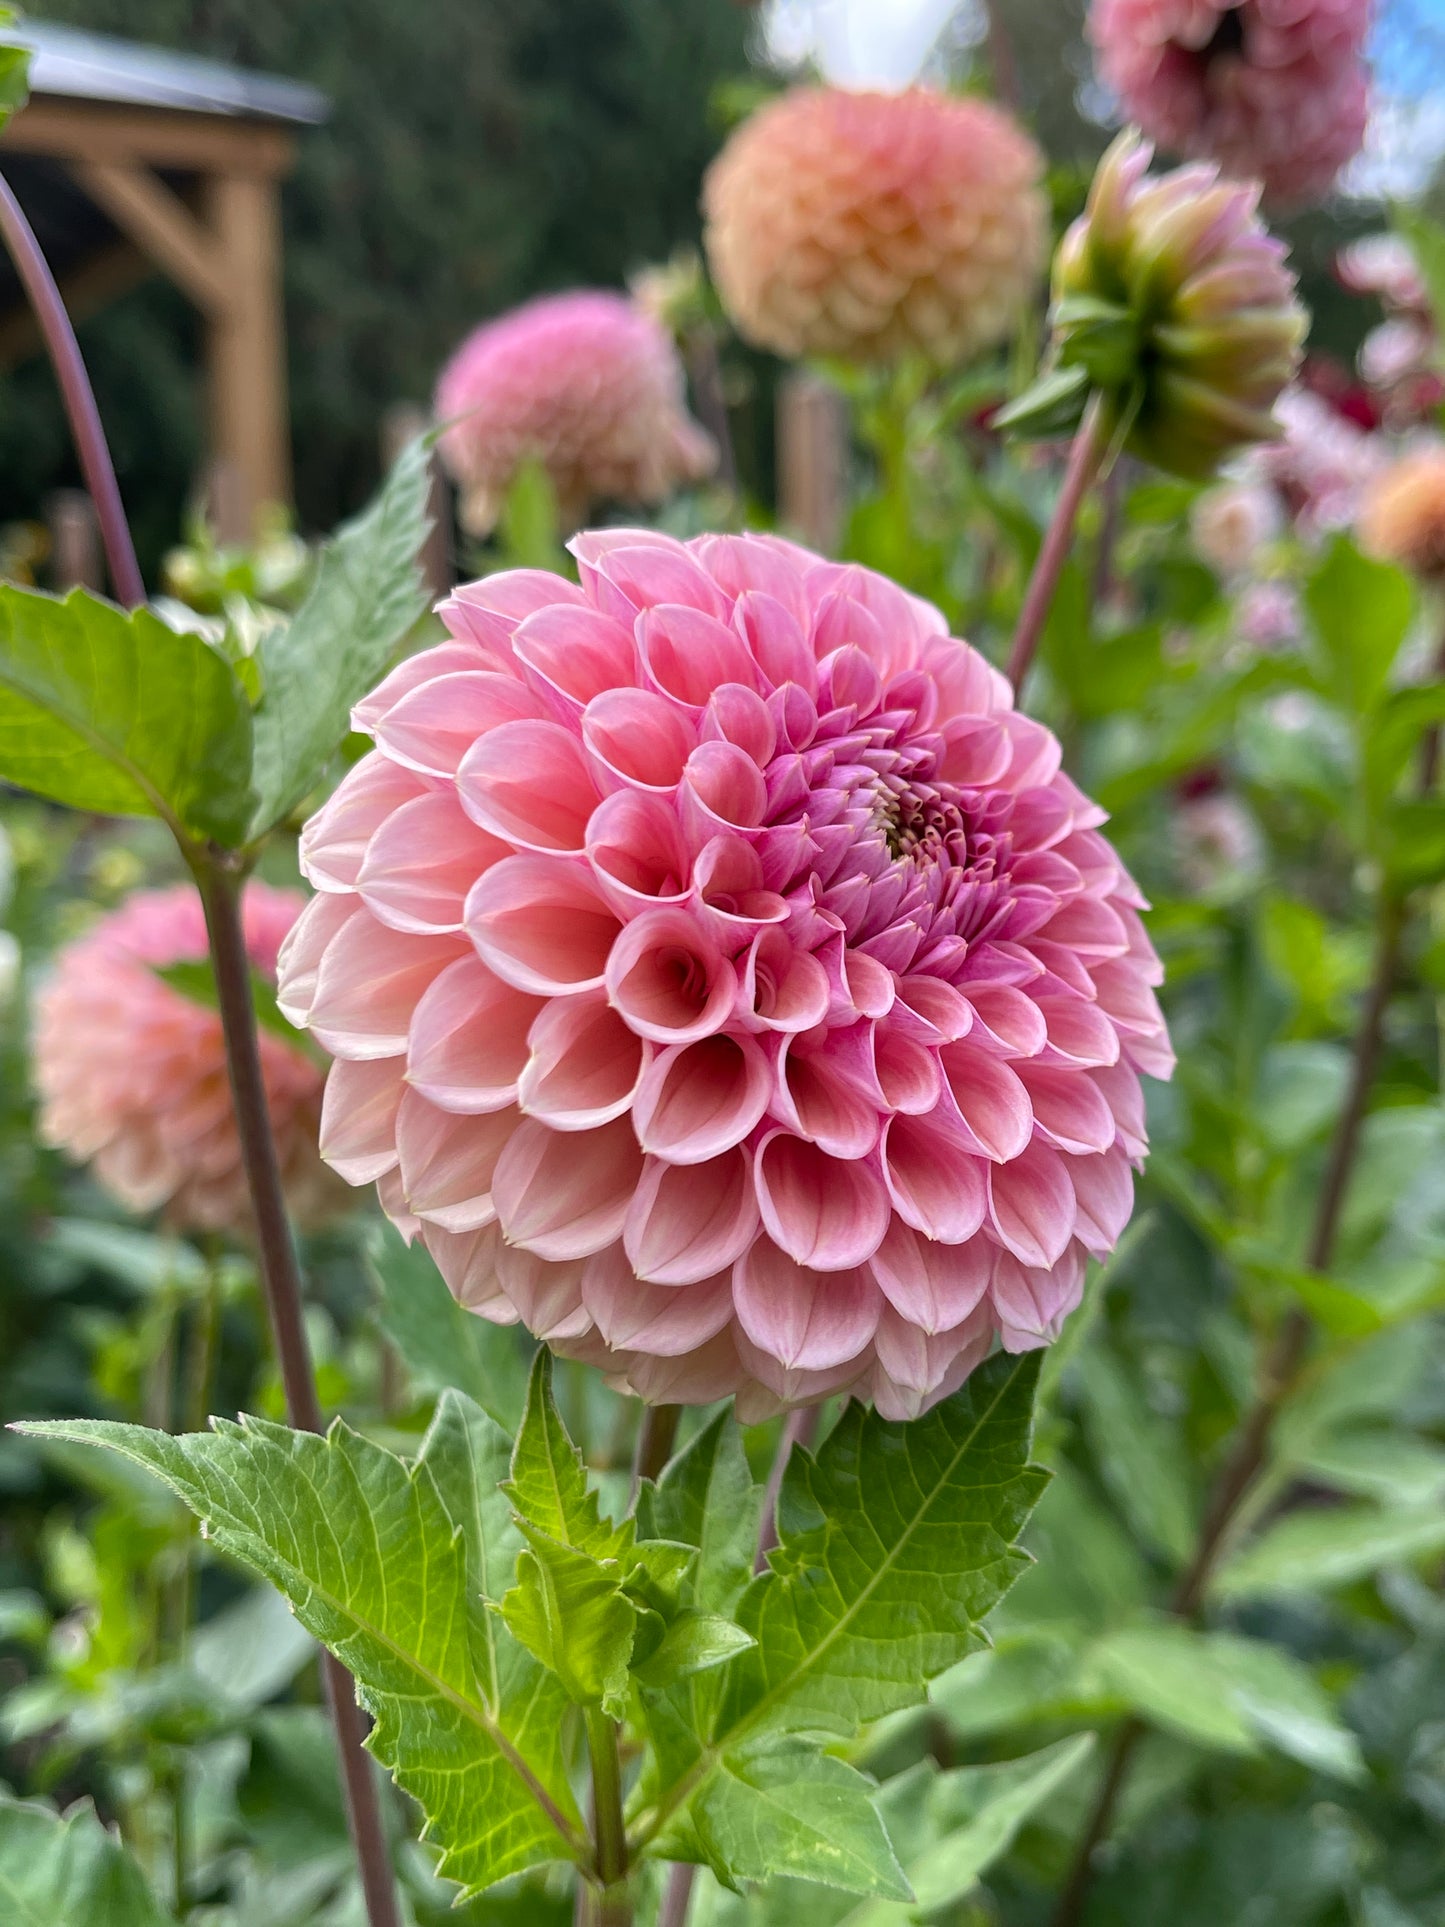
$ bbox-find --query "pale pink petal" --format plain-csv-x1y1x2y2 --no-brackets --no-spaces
407,955,543,1114
987,1143,1077,1269
606,908,737,1044
511,605,638,713
1066,1146,1136,1255
582,1245,735,1354
352,641,488,733
372,671,547,778
1016,1061,1117,1155
518,994,647,1130
583,687,697,792
624,1148,760,1285
774,1026,882,1159
309,911,465,1059
494,1243,593,1340
938,1043,1034,1162
397,1089,517,1232
881,1106,989,1242
319,1056,405,1183
466,857,622,996
301,752,427,894
633,1033,771,1163
586,788,693,914
639,604,761,708
491,1116,643,1259
754,1130,891,1269
741,928,831,1033
358,790,508,934
457,719,600,854
733,1239,882,1369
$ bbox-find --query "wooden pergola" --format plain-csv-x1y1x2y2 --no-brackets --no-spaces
0,22,326,540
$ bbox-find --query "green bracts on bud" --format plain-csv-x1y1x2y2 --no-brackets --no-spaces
1001,130,1307,480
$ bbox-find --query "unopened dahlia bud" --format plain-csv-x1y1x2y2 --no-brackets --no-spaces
435,292,716,536
35,884,337,1236
1089,0,1371,209
1359,446,1445,582
1026,131,1305,479
702,85,1047,366
279,531,1172,1421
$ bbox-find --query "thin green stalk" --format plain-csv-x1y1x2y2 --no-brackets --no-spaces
584,1707,630,1924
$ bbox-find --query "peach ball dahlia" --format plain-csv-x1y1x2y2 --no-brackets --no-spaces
702,86,1047,366
1088,0,1372,208
1359,446,1445,583
435,292,716,536
35,884,336,1236
279,534,1172,1420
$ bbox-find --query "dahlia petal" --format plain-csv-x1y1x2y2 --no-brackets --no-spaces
619,1326,745,1406
986,1142,1077,1269
456,719,600,854
372,671,548,778
755,1129,891,1269
510,604,638,713
397,1090,516,1232
682,741,768,836
623,1147,761,1284
990,1244,1085,1352
639,604,761,709
775,1024,882,1159
633,1033,771,1163
872,1018,943,1115
518,993,648,1131
583,687,697,792
275,893,355,1025
1066,1145,1136,1254
741,928,831,1033
493,1243,593,1340
357,790,508,934
692,532,814,623
959,983,1047,1057
319,1055,404,1183
582,1245,735,1355
692,837,788,949
351,641,488,734
301,752,426,894
588,542,729,622
1035,995,1122,1069
425,1221,513,1317
894,974,974,1042
1093,1062,1150,1161
466,856,622,995
937,1042,1034,1162
1016,1061,1118,1155
869,1217,993,1332
733,1239,882,1370
407,955,544,1114
606,908,738,1044
732,591,818,694
443,569,587,655
881,1107,989,1242
732,1336,869,1422
700,684,777,766
309,911,464,1060
871,1303,993,1417
491,1116,643,1259
586,789,693,913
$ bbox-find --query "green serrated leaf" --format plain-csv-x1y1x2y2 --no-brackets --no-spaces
249,437,431,834
0,585,253,842
637,1411,760,1617
505,1352,630,1561
17,1416,584,1894
501,1532,636,1717
368,1220,531,1431
632,1613,755,1690
690,1743,911,1901
0,1795,175,1927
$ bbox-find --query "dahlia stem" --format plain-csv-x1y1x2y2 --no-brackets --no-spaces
194,855,402,1927
1048,890,1407,1927
658,1861,697,1927
1004,395,1109,695
0,169,144,608
630,1401,681,1501
755,1403,821,1574
583,1707,630,1924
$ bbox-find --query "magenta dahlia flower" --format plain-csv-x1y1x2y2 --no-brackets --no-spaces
435,292,716,536
279,535,1172,1419
1088,0,1371,207
35,884,337,1236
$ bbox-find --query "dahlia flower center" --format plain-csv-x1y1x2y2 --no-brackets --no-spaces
878,773,970,867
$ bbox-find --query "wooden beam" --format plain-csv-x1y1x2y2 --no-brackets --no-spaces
206,170,290,537
71,159,230,313
0,236,148,369
1,97,295,178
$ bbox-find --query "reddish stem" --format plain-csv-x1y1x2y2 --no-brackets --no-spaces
1005,398,1108,694
0,170,144,607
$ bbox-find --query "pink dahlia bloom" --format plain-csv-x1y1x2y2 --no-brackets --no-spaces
1088,0,1372,207
279,535,1172,1420
35,884,336,1236
435,292,716,537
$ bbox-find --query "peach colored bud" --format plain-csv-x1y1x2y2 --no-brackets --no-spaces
702,85,1047,366
1359,446,1445,582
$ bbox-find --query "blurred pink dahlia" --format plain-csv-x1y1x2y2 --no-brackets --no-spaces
35,884,336,1236
279,534,1172,1420
1088,0,1371,207
435,292,716,536
702,86,1047,365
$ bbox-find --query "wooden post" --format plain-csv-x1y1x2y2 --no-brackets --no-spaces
776,370,847,557
381,402,452,599
206,171,290,542
46,489,102,591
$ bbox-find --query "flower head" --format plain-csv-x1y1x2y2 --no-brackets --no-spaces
1359,445,1445,581
435,292,716,536
1253,384,1385,536
1337,234,1429,313
35,884,335,1236
1088,0,1371,208
702,86,1047,366
1049,131,1306,478
280,533,1171,1420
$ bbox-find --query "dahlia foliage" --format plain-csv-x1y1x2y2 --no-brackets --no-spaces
36,884,335,1236
1088,0,1372,207
702,85,1047,365
435,291,716,535
280,533,1171,1419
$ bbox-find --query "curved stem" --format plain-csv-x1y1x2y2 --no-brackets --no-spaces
1004,397,1108,695
754,1404,821,1574
1048,892,1407,1927
194,855,402,1927
0,169,144,607
630,1402,681,1503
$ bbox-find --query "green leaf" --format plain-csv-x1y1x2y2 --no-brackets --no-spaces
1303,537,1414,718
17,1415,584,1894
1073,1344,1195,1564
690,1743,911,1901
0,13,32,134
1298,1429,1445,1506
249,437,431,834
637,1412,760,1616
505,1352,629,1561
368,1220,531,1431
0,1795,175,1927
154,957,314,1055
0,585,253,842
1379,798,1445,892
1363,681,1445,811
993,365,1092,440
632,1612,756,1690
501,1532,636,1717
1213,1503,1445,1600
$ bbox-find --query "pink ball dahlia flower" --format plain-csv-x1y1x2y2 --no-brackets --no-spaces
702,86,1047,366
35,884,337,1236
435,292,717,536
279,534,1172,1420
1088,0,1372,207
